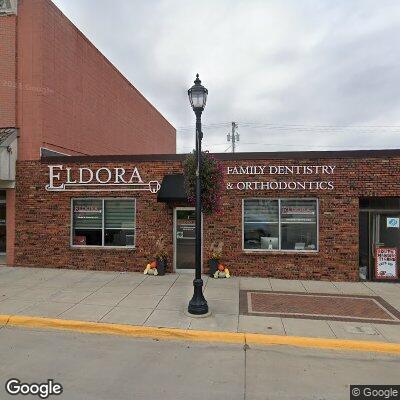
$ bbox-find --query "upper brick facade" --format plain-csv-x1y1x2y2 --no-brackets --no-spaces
2,0,175,159
13,150,400,281
0,15,16,127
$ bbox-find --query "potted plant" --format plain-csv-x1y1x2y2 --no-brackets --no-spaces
155,235,167,276
144,235,168,276
155,252,167,276
208,241,223,277
209,253,220,277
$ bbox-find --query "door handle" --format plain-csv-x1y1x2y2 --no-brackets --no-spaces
372,243,384,258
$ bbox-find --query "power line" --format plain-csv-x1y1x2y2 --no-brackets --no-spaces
176,121,400,135
179,142,400,150
177,127,400,136
237,142,378,149
237,121,400,128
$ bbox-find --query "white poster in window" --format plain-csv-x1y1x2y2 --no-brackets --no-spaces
375,247,398,280
387,217,400,228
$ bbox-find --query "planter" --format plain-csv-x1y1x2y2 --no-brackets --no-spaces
156,258,167,276
208,259,219,277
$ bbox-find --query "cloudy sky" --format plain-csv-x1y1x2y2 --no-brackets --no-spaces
52,0,400,153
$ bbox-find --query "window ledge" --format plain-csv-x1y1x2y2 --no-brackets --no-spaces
243,250,319,255
70,246,136,250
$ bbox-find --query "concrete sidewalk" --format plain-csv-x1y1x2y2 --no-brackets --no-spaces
0,266,399,344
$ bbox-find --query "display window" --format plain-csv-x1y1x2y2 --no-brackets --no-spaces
243,198,318,252
72,199,135,248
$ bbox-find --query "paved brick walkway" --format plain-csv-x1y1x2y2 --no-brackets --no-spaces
0,266,399,343
241,291,400,324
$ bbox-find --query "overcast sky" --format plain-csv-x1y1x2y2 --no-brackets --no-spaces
52,0,400,153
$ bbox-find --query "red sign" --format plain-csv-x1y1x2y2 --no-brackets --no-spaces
375,247,398,280
73,236,86,246
281,206,315,215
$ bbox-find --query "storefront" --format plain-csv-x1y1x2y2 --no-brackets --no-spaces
12,150,400,281
0,191,5,256
359,198,400,281
0,128,17,264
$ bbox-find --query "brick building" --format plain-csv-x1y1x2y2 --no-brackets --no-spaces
0,0,176,264
13,149,400,281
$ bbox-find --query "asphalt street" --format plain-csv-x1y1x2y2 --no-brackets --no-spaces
0,326,398,400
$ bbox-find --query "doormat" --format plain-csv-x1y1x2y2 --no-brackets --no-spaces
239,290,400,324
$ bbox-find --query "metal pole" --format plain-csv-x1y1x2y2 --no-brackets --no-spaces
195,110,202,281
231,122,236,153
188,110,208,315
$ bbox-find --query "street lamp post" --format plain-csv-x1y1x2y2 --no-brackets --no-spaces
187,74,208,315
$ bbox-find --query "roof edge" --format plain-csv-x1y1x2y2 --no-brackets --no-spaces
38,148,400,164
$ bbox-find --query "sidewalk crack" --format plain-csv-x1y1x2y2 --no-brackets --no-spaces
243,335,248,400
0,315,12,330
142,274,180,326
327,321,337,338
299,280,308,293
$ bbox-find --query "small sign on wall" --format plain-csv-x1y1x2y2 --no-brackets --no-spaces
387,217,400,228
375,247,398,280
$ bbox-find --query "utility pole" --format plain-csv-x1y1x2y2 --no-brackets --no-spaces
227,122,239,153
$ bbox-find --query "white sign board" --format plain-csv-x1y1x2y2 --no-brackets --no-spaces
375,247,398,280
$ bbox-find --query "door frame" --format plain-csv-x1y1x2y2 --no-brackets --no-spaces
370,211,400,282
0,198,6,255
173,207,203,273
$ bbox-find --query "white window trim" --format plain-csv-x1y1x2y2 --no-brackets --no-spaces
70,197,136,249
242,197,319,253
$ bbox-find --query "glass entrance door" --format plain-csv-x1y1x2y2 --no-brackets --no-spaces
174,208,196,272
0,202,6,254
372,213,400,281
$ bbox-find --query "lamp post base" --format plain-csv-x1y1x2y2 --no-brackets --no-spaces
188,278,208,315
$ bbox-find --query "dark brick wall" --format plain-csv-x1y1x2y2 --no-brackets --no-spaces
14,155,400,280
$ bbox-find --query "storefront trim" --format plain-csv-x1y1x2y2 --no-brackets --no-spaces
173,207,203,273
41,148,400,164
0,195,5,255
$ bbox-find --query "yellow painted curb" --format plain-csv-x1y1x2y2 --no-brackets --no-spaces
246,333,400,355
1,314,399,355
0,314,11,325
5,315,245,345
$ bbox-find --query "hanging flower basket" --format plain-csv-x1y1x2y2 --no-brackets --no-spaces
183,151,224,215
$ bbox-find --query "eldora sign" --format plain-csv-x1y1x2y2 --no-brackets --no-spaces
46,165,161,193
225,164,336,191
375,247,398,280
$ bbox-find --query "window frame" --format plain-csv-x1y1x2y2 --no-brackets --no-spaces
242,198,319,253
70,197,136,249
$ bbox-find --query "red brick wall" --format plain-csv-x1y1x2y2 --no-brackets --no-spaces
16,0,175,160
0,15,16,127
14,155,400,280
